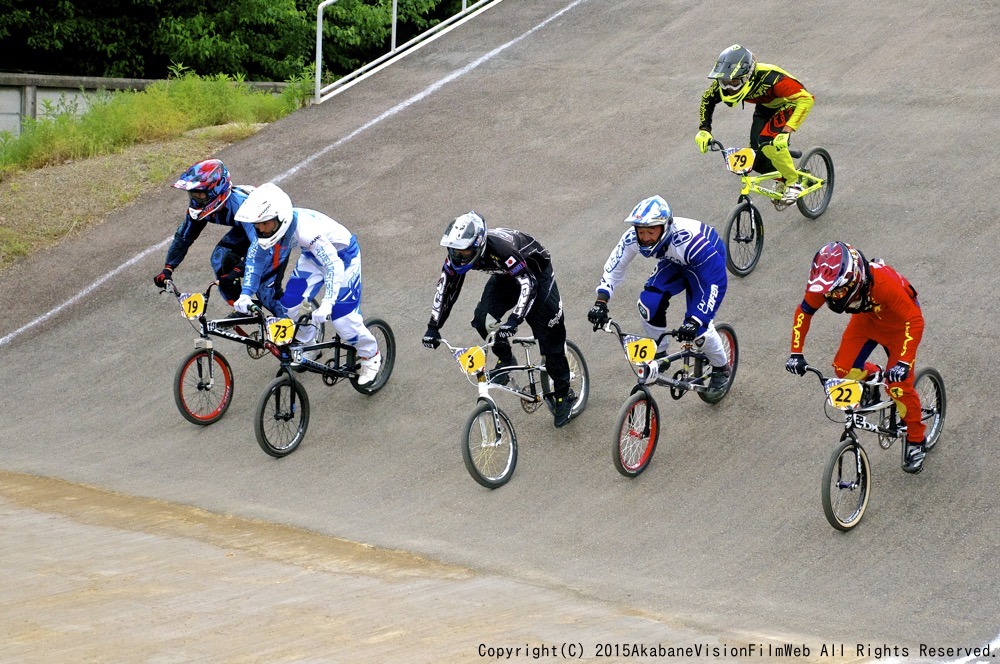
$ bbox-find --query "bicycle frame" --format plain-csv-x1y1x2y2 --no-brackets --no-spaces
162,280,268,354
709,139,825,203
439,334,549,410
806,367,904,448
600,319,714,398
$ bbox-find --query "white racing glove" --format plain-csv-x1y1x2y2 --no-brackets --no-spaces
234,294,255,314
311,300,333,325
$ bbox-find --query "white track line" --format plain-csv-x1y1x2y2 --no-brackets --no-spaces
0,0,587,349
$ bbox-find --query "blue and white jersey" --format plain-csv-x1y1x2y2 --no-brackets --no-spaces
241,208,359,300
596,217,727,323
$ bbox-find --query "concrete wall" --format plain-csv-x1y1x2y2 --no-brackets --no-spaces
0,73,287,137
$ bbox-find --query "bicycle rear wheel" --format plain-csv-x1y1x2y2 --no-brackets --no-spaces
613,391,660,477
724,201,764,277
462,403,517,489
698,323,739,404
821,438,871,532
796,147,835,218
350,317,396,395
913,367,946,450
173,348,234,425
255,375,310,458
540,340,590,420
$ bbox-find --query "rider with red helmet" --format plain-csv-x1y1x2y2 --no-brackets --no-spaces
786,242,928,473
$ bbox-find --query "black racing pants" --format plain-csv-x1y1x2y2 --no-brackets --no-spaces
471,272,570,399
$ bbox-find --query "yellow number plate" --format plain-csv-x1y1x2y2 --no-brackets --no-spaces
825,379,863,409
456,347,486,374
727,148,756,173
625,337,656,365
180,293,206,319
267,318,296,345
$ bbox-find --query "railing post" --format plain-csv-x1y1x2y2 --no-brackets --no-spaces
315,0,340,103
391,0,398,52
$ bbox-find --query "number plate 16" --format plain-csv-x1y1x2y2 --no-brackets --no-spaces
624,337,656,365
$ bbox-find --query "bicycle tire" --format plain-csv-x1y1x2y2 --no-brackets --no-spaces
254,375,310,458
173,348,234,426
461,403,517,489
821,438,871,532
698,323,739,404
349,318,396,395
796,147,835,218
724,201,764,277
540,340,590,420
913,367,946,451
613,391,660,477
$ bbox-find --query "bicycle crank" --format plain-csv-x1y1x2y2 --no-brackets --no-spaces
669,370,687,400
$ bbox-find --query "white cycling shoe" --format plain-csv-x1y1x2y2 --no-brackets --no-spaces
356,351,382,385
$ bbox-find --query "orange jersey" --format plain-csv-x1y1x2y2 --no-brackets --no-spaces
790,262,923,362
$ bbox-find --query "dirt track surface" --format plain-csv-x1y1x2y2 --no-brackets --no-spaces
2,0,1000,661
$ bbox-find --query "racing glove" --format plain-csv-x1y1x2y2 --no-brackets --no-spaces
153,266,173,288
311,300,333,325
587,299,609,330
676,317,700,342
496,315,520,341
234,294,255,315
695,130,713,154
422,325,441,350
772,132,790,151
886,361,911,383
785,353,807,376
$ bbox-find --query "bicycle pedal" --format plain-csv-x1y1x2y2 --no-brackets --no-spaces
772,200,791,212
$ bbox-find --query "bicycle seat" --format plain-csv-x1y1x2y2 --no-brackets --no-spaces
511,338,537,347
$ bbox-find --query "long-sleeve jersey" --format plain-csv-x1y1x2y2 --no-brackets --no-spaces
164,186,253,269
596,218,727,324
241,208,359,301
699,63,814,132
429,228,552,329
790,262,923,362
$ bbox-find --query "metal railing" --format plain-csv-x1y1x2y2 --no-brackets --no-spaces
315,0,500,104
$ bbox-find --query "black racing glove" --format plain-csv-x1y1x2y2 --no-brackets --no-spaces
785,353,807,376
153,266,173,288
422,325,441,350
587,299,609,330
676,317,700,342
886,361,911,383
496,315,520,341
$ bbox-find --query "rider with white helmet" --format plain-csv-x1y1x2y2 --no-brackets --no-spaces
234,183,382,385
587,195,731,391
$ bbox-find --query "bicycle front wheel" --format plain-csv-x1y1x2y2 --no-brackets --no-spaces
821,438,871,532
350,317,396,395
796,147,835,218
254,375,310,458
173,349,234,425
462,403,517,489
698,323,739,404
724,202,764,277
613,391,660,477
914,367,946,451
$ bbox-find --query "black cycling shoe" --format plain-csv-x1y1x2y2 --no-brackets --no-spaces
490,356,518,386
708,366,730,391
553,390,575,428
902,440,926,474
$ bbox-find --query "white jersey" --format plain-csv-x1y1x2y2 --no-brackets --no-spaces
290,208,358,303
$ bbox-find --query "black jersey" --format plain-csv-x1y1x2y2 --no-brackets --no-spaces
429,228,553,329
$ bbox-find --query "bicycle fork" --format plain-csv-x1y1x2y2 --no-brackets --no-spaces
194,338,217,389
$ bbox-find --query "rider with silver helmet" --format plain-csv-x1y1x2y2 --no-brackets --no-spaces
695,45,815,205
587,195,731,392
786,241,928,473
154,159,261,304
423,212,576,428
234,183,382,385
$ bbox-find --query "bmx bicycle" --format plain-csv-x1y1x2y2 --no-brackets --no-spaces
706,138,834,277
596,318,738,477
800,365,946,531
435,331,589,488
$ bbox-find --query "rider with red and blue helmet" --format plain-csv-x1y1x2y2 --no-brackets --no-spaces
785,241,928,473
421,212,575,428
588,195,730,390
154,159,259,304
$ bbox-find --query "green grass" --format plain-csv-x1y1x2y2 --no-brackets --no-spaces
0,72,312,272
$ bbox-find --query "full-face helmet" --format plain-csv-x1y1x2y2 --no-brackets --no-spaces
807,241,871,313
708,44,756,105
234,182,294,251
625,195,673,257
172,159,232,220
440,211,487,274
